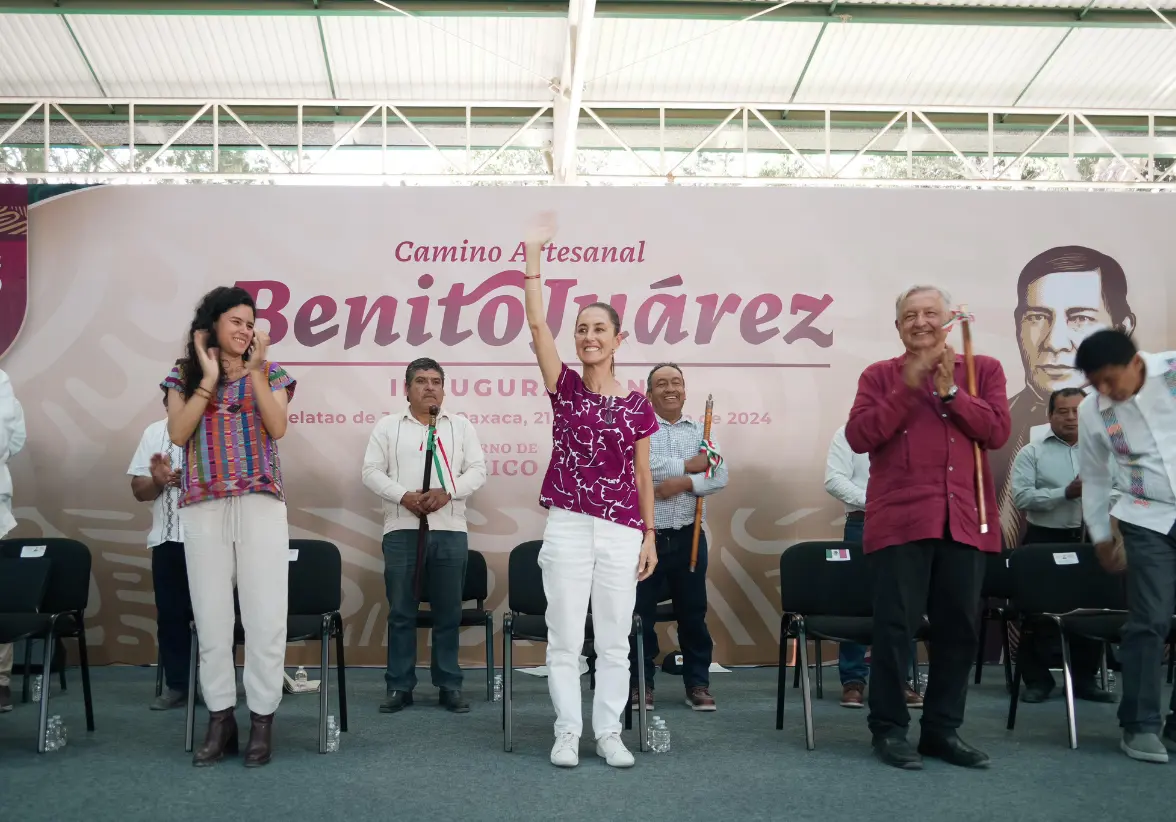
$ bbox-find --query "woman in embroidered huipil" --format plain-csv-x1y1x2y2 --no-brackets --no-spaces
522,213,659,769
163,286,296,769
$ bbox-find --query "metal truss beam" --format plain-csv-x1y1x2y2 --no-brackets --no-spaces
552,0,595,183
2,98,1175,188
2,1,1176,29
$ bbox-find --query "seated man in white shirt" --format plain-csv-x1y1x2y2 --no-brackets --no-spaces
128,395,192,710
1010,388,1115,704
0,369,25,713
362,358,487,715
1075,330,1176,763
824,425,922,711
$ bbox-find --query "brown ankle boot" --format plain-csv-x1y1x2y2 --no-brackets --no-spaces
192,708,238,767
243,711,274,768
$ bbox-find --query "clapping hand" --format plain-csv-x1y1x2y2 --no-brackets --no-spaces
244,328,270,373
934,345,957,397
149,453,173,487
194,330,219,382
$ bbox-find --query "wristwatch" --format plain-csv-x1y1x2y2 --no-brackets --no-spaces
939,385,959,403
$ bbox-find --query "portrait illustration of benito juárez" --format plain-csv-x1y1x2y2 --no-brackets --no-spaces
990,245,1136,550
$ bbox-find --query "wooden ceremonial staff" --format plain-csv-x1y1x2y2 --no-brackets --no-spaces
413,404,440,599
689,394,715,572
957,305,988,534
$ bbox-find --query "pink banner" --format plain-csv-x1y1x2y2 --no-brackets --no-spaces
0,185,28,361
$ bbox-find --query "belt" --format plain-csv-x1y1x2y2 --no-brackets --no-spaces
846,511,865,522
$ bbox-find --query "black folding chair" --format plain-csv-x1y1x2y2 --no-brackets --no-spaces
0,539,96,753
416,549,495,701
185,539,348,754
776,541,927,750
501,540,647,753
974,548,1015,688
1006,542,1128,749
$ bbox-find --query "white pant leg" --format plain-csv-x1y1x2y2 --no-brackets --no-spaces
0,642,12,687
588,517,641,738
180,498,238,712
539,508,594,737
233,493,290,716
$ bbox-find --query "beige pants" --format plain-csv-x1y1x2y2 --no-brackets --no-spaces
180,493,289,715
0,642,11,687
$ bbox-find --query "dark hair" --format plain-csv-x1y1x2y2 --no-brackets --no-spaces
1015,246,1133,328
406,357,445,386
1075,329,1138,376
575,302,622,375
1047,387,1085,415
176,286,256,399
646,362,683,392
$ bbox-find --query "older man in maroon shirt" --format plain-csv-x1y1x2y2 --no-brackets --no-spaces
846,284,1010,770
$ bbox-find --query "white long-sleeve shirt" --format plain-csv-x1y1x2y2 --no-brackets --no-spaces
825,425,869,513
361,407,487,534
648,414,729,529
1078,350,1176,545
0,370,25,539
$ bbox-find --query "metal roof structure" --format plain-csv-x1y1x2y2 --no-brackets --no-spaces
2,0,1176,186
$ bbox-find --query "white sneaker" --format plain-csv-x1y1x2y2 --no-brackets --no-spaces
595,732,635,768
550,732,580,767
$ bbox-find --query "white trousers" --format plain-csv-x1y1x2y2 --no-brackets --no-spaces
180,493,289,715
0,642,11,687
540,507,641,739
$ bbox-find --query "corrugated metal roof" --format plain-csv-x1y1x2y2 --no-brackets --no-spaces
321,16,564,101
584,19,823,102
66,14,331,98
1018,28,1176,108
0,14,103,97
794,24,1066,106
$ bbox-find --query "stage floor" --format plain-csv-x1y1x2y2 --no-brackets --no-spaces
0,664,1169,821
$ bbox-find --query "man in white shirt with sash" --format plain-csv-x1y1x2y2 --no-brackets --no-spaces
362,357,487,716
1075,329,1176,763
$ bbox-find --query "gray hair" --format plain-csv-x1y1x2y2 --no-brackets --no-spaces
895,284,952,321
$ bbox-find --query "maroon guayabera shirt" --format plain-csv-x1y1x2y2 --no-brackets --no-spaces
845,352,1011,554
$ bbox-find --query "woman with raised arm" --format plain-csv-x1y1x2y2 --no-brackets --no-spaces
523,213,659,769
163,286,296,769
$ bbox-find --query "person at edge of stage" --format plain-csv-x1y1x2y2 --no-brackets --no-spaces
1075,329,1176,764
846,284,1010,770
163,286,297,769
522,211,660,770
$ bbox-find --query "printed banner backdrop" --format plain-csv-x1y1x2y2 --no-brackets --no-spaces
0,185,27,361
7,185,1174,668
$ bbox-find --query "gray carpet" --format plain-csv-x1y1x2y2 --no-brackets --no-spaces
0,664,1170,822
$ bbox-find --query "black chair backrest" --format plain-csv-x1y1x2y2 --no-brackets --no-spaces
287,539,341,615
464,549,488,603
780,541,873,618
1009,542,1126,615
0,539,91,614
508,541,546,616
0,557,52,613
981,549,1014,600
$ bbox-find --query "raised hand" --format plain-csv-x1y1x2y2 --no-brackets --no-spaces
524,211,558,248
194,330,219,383
245,328,270,373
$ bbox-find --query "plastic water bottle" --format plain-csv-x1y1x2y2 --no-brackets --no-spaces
294,666,308,685
492,673,503,703
651,719,671,754
326,715,340,752
44,715,65,751
647,714,661,748
31,675,42,702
